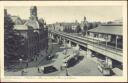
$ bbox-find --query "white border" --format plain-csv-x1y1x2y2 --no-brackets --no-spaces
0,1,127,82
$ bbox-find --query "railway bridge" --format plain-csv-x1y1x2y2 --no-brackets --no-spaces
49,30,123,68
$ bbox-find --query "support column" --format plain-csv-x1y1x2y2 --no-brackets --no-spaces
59,36,62,44
87,49,92,58
63,39,66,45
98,34,100,45
50,33,51,38
48,33,50,38
68,41,72,47
57,37,60,43
75,44,80,50
105,57,113,68
64,39,68,48
51,34,54,39
115,35,118,49
105,34,108,47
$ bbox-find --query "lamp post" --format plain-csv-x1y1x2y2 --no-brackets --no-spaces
19,58,23,69
65,63,69,76
19,58,23,75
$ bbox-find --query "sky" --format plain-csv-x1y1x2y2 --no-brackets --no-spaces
5,6,122,24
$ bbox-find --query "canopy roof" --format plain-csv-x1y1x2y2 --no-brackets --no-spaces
88,25,122,35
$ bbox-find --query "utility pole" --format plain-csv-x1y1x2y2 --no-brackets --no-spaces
66,66,69,76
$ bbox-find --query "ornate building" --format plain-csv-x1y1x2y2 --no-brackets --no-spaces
80,16,89,31
13,6,48,61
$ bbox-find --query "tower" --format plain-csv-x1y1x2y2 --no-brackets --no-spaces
30,6,38,20
75,20,78,24
4,9,7,16
84,16,86,22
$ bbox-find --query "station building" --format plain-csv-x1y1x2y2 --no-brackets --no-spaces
87,21,123,71
88,22,123,50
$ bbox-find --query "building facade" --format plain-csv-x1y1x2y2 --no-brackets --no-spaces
13,6,48,61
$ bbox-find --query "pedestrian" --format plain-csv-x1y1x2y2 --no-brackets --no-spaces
36,57,38,61
21,70,24,76
66,68,69,76
26,62,28,67
60,66,62,70
37,67,40,73
35,57,37,61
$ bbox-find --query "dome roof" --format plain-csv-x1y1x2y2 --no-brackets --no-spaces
30,6,37,10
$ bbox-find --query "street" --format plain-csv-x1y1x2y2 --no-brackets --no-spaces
5,38,103,76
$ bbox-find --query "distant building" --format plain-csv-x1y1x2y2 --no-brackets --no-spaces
79,17,102,35
48,17,101,34
49,21,79,32
80,16,89,31
13,6,48,61
53,22,64,31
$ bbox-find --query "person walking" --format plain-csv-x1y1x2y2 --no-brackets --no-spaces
66,68,69,76
21,70,24,76
26,62,28,67
35,57,37,61
37,67,40,73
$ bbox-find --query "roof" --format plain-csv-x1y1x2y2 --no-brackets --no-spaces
88,25,122,35
30,6,37,10
13,25,28,30
11,16,19,21
11,16,23,24
114,18,123,23
24,19,39,29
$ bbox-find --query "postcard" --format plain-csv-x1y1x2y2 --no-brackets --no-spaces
0,1,127,82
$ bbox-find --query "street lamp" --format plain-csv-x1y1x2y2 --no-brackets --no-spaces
19,58,25,76
65,63,69,76
19,58,23,69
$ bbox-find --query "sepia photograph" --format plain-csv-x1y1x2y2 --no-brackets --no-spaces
0,1,127,82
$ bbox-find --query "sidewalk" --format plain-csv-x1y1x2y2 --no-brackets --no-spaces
27,49,47,68
4,49,47,76
85,53,123,76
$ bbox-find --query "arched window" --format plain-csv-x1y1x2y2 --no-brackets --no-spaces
34,30,39,41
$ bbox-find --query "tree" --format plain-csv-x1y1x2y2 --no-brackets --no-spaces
4,14,14,60
4,14,24,62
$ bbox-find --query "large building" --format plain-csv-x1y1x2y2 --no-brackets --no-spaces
12,6,48,61
88,20,123,50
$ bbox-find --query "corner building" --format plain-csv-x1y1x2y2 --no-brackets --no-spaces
13,6,48,61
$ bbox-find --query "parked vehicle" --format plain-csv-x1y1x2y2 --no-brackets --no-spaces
97,60,111,76
39,65,57,74
61,54,80,68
